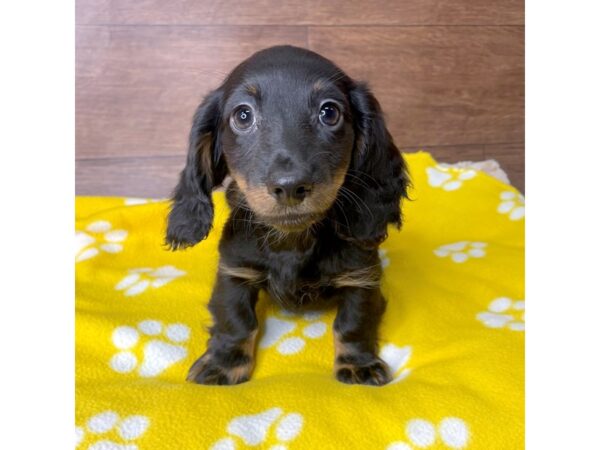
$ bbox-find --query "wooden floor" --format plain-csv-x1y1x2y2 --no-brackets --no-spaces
76,0,524,195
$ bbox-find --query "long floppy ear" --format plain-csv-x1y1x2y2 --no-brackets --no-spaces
166,89,227,249
332,82,410,247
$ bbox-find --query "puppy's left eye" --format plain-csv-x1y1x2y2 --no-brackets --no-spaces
231,105,255,132
319,102,341,127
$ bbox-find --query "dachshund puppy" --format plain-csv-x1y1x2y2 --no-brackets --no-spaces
166,45,409,386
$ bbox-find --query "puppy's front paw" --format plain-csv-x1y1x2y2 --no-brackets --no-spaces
335,356,391,386
186,353,253,386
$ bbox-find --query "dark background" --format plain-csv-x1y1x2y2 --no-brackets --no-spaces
76,0,524,195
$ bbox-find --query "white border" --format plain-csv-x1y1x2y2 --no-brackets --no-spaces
0,1,74,448
527,0,600,447
2,0,600,446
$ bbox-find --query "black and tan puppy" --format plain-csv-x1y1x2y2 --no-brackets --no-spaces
166,45,409,386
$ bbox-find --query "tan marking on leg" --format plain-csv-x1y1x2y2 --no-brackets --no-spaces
333,331,391,385
223,329,259,384
333,331,354,372
241,328,258,355
186,352,211,382
332,266,381,289
219,263,264,283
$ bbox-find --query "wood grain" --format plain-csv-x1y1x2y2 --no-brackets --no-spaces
76,143,523,197
306,0,523,26
77,0,308,26
77,0,523,26
400,144,486,164
484,142,524,192
75,0,524,196
77,25,523,158
309,26,524,148
76,156,183,197
76,25,307,159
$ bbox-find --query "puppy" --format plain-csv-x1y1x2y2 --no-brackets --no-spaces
166,45,409,386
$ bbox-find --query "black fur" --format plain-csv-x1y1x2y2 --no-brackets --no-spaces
166,46,409,386
166,90,227,249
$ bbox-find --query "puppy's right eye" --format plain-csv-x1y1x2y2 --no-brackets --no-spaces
319,102,341,127
231,105,255,132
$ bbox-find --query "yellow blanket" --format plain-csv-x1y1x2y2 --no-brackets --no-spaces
76,152,524,450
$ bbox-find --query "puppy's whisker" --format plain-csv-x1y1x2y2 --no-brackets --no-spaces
333,197,352,231
347,168,382,187
342,171,373,190
339,186,375,222
336,188,364,214
320,69,346,86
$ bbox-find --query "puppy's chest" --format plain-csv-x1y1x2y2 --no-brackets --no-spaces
263,247,334,308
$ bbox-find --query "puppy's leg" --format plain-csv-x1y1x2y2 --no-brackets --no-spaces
187,273,259,385
333,287,391,386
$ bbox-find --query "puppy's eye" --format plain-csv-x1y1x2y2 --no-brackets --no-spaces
319,102,341,127
231,105,255,131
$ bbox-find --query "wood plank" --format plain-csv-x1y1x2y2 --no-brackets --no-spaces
400,144,486,163
76,1,308,26
76,25,307,159
76,156,184,197
309,26,524,147
77,25,523,158
484,142,524,192
76,144,523,197
308,1,523,26
77,0,523,26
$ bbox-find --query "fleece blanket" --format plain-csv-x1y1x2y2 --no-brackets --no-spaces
75,152,524,450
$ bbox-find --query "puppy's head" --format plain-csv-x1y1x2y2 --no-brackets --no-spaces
166,45,409,249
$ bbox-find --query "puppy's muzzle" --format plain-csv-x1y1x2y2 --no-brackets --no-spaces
266,175,313,207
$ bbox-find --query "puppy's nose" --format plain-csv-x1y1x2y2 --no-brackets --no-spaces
267,177,313,206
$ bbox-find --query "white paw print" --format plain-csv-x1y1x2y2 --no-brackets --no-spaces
124,197,164,206
379,248,391,268
379,343,412,384
477,297,525,331
211,407,303,450
115,265,186,296
426,165,477,191
434,241,487,263
109,320,191,377
387,417,470,449
259,310,328,355
76,411,150,450
76,220,128,262
498,191,525,221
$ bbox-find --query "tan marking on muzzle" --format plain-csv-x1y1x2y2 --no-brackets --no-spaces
228,170,277,215
229,166,349,218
